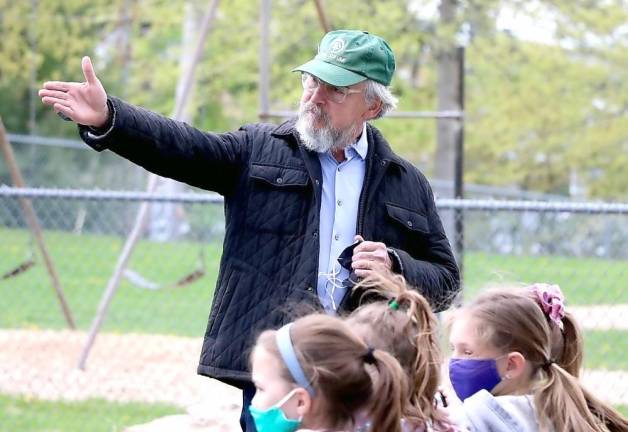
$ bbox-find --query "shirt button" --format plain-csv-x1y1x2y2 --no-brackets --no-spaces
334,234,340,241
337,200,343,206
337,167,341,172
276,177,283,184
407,220,413,227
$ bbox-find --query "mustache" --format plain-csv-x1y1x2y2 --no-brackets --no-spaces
300,102,326,118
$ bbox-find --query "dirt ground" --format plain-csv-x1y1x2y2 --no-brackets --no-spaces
0,329,242,430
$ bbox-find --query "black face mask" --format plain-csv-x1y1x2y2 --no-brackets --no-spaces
335,239,390,311
336,240,362,289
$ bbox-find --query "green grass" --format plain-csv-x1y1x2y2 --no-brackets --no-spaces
1,228,223,337
2,227,626,371
464,252,627,305
583,330,627,371
0,395,180,432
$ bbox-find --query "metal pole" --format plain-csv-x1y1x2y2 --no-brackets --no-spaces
259,0,271,121
0,118,76,329
454,46,465,288
78,0,221,370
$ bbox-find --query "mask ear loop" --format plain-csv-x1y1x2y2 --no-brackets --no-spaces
318,263,345,311
269,389,305,423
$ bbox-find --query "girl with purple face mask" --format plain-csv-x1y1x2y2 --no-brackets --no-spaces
446,284,627,432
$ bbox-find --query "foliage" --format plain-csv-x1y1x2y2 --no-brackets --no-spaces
0,0,626,198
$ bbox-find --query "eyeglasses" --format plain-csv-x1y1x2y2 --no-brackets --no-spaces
301,72,362,104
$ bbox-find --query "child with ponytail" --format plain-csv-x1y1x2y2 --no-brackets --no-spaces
249,313,408,432
447,283,628,432
346,271,457,431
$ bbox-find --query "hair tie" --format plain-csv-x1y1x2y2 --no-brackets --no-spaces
542,358,556,370
531,283,566,331
363,347,377,365
388,298,400,311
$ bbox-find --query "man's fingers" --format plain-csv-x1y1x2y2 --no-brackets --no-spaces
353,251,384,262
38,89,68,100
82,56,98,85
53,103,74,118
352,259,382,270
42,81,79,91
354,240,385,253
42,96,72,107
354,268,374,278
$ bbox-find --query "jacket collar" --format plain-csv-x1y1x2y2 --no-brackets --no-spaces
271,118,406,172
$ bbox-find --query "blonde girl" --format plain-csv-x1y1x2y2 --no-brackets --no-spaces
346,271,457,431
249,313,408,432
447,283,628,432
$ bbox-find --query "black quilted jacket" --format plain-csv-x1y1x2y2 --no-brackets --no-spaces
79,97,460,387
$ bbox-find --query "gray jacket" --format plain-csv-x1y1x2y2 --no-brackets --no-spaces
453,390,544,432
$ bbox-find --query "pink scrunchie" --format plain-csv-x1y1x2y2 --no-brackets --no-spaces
531,283,565,330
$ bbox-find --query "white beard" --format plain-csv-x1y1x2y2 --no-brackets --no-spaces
295,102,361,153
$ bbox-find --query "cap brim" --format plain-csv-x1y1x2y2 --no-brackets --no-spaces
292,59,366,87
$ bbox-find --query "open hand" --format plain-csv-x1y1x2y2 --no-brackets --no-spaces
39,56,109,127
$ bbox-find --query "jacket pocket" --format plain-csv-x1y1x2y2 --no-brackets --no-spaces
385,202,430,234
249,163,309,187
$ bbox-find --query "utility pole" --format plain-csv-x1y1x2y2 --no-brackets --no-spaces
435,0,465,283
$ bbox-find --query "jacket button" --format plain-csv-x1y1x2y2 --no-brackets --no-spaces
306,286,314,292
276,177,283,184
315,179,320,186
381,160,387,166
407,220,413,227
313,231,318,238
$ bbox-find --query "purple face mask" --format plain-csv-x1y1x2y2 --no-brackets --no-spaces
448,358,503,401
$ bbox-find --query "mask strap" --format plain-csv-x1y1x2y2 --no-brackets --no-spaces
273,388,299,409
276,323,316,396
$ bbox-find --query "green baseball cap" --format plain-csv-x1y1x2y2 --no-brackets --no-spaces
293,30,395,87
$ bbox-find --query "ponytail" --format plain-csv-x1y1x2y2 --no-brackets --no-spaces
348,271,449,428
535,362,628,431
553,311,583,377
367,349,407,432
535,363,603,431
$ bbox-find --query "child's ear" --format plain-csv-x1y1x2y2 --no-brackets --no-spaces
504,351,526,379
295,387,313,417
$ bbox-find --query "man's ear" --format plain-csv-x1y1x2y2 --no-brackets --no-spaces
363,98,383,121
504,351,527,379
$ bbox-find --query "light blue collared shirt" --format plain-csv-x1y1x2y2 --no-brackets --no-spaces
316,123,368,313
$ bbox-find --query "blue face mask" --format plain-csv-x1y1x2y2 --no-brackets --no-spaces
248,389,302,432
449,358,503,401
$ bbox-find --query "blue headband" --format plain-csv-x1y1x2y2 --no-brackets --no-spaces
275,323,316,396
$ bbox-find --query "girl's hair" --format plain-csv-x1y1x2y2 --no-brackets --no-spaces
345,271,450,430
255,313,408,432
460,285,628,432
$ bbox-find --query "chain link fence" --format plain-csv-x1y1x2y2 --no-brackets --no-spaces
1,186,626,429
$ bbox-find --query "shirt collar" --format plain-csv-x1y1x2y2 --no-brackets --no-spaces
344,122,368,161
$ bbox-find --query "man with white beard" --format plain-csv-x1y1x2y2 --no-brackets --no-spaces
40,30,459,431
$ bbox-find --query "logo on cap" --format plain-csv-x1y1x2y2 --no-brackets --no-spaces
330,38,346,53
